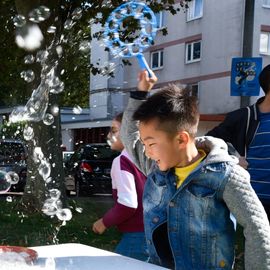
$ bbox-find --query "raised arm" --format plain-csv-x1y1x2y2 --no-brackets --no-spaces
222,165,270,269
120,70,157,176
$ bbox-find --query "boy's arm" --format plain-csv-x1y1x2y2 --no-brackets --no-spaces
222,165,270,269
120,70,157,175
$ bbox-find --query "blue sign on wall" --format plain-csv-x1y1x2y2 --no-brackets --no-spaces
231,57,262,96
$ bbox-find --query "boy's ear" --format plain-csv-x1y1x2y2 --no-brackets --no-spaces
176,131,189,147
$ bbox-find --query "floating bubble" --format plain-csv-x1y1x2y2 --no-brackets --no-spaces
73,105,82,115
38,159,51,180
56,208,72,221
23,126,34,141
24,54,35,64
36,50,48,63
50,81,64,94
51,105,59,116
44,177,52,184
9,106,30,123
72,7,83,20
13,14,26,27
75,207,83,213
79,40,90,53
64,19,74,30
42,198,62,216
29,6,51,23
15,24,44,51
49,189,61,200
0,170,11,194
6,196,12,203
47,25,56,33
20,70,35,83
5,171,20,185
33,147,44,163
56,45,63,57
43,113,54,125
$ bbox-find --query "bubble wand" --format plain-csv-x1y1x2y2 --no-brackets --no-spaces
104,1,157,76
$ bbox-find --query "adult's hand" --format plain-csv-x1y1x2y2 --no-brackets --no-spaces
137,70,158,92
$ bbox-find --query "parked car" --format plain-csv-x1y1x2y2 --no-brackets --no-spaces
0,139,27,192
64,143,118,196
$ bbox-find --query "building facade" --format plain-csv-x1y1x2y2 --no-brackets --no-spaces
89,0,270,136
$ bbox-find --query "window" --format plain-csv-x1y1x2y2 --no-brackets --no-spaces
188,83,199,98
151,50,164,70
260,32,270,54
187,0,203,21
263,0,270,8
185,41,201,63
155,11,164,29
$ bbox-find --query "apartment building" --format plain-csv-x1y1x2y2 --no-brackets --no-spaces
88,0,270,140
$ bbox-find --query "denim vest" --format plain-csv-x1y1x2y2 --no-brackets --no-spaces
143,161,235,270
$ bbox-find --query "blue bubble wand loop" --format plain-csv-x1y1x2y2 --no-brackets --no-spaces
104,1,157,76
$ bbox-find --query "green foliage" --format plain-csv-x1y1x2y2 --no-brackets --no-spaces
0,0,192,108
0,120,26,140
0,196,121,250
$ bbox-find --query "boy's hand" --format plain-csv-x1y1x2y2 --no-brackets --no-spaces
92,218,107,234
137,70,158,92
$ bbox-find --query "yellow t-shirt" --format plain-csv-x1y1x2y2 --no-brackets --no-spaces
175,149,206,189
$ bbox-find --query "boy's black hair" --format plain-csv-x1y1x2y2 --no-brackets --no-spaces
259,64,270,94
114,112,123,123
133,85,199,138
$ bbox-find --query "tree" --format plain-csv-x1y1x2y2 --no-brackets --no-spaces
2,0,191,215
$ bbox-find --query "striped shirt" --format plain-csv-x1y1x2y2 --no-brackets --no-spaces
247,111,270,201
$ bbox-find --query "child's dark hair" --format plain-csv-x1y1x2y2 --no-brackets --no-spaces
133,85,199,138
259,64,270,94
114,112,123,123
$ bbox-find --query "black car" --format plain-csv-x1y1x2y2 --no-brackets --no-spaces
64,143,118,196
0,139,27,192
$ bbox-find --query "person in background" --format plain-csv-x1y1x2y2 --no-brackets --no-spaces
207,64,270,218
120,70,270,269
92,112,148,261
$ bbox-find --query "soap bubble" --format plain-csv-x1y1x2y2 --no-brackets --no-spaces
20,70,35,83
43,113,54,125
23,126,34,141
24,54,35,64
15,24,44,51
47,25,56,33
13,15,26,27
73,105,82,115
56,208,72,221
0,171,11,194
38,159,51,180
42,198,62,216
29,6,51,23
49,189,61,200
5,171,20,185
72,7,83,20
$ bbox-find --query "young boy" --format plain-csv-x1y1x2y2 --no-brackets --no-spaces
120,70,270,269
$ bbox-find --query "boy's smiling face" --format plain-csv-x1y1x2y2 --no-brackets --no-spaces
139,118,184,171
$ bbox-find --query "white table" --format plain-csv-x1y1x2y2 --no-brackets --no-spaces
32,243,168,270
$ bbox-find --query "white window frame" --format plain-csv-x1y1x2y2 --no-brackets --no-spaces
150,50,164,70
186,0,203,22
185,41,201,64
260,32,270,55
262,0,270,8
155,11,164,29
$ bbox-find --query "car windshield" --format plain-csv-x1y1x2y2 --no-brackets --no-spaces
0,141,25,163
81,145,117,160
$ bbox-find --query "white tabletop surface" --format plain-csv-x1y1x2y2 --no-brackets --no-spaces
31,243,168,270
